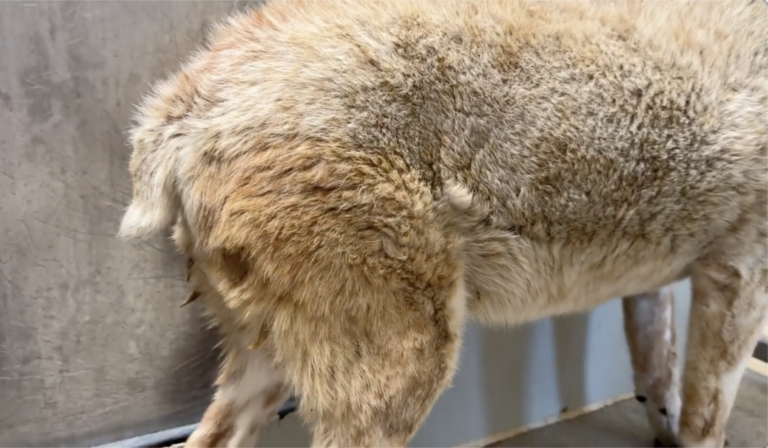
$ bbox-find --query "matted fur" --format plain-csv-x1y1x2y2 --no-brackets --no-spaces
119,1,768,447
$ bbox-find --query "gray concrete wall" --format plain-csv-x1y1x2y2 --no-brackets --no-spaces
0,2,692,446
0,2,261,446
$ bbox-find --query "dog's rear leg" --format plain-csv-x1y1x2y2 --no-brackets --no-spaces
678,255,767,448
622,287,682,447
274,277,467,448
185,345,289,448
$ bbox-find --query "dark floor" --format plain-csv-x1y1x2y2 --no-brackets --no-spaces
490,368,768,448
165,368,766,448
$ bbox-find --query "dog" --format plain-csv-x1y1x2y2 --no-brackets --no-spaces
118,1,767,446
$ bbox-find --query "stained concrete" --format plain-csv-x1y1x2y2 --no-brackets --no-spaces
0,2,260,446
491,369,768,448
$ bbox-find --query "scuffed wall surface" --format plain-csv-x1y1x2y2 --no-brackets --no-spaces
0,2,260,446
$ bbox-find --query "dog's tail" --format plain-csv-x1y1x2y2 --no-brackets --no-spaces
117,73,197,240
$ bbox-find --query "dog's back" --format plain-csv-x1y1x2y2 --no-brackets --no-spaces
118,2,767,446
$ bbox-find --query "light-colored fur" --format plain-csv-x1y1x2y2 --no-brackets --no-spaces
118,1,768,446
623,288,682,447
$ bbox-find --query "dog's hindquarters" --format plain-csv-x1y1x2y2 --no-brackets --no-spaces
115,45,474,446
210,150,470,447
159,132,473,446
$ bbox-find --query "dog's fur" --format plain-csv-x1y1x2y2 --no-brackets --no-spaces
118,1,768,446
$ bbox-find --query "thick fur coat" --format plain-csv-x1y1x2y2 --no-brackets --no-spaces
118,1,768,446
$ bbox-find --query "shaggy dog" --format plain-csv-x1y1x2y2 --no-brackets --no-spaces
119,1,767,446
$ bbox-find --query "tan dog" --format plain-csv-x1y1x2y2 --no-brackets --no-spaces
118,1,767,446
